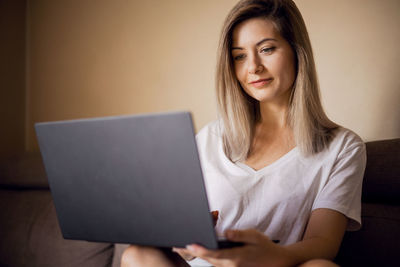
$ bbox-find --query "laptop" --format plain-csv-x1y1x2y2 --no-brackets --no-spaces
35,111,242,249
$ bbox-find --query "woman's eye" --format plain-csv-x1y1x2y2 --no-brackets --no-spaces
233,54,246,61
260,47,275,54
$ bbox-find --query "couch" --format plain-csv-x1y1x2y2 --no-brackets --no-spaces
0,152,128,267
0,139,399,266
334,138,400,266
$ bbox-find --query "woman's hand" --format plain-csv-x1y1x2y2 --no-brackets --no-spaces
183,229,294,267
172,247,196,261
172,210,220,261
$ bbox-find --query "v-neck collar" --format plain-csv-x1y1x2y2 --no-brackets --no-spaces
235,147,298,175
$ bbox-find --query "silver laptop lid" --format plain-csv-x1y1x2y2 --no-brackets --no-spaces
35,111,219,248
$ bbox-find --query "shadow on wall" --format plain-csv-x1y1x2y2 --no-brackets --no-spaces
375,84,400,140
394,88,400,136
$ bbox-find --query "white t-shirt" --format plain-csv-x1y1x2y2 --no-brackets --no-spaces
189,120,366,266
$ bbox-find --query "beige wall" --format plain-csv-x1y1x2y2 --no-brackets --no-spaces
26,0,400,151
296,0,400,142
26,0,236,151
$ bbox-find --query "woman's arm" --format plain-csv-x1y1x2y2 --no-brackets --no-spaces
183,208,348,267
121,208,346,267
284,208,348,263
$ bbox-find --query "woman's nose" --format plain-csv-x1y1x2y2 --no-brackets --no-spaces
248,55,264,74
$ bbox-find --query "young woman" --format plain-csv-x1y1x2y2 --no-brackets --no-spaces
122,0,366,266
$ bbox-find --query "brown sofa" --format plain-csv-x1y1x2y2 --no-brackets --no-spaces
335,138,400,266
0,153,127,267
0,139,399,266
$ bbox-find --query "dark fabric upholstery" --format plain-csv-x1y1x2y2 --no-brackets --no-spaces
362,139,400,203
0,189,114,267
335,203,400,266
335,138,400,266
0,152,116,266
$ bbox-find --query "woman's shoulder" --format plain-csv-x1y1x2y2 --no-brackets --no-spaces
195,120,223,152
196,120,221,139
328,126,366,157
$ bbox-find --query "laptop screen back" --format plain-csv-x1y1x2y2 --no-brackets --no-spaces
35,111,218,248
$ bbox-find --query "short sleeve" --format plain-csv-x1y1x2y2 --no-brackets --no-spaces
312,142,367,231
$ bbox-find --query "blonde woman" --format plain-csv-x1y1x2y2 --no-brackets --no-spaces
122,0,366,266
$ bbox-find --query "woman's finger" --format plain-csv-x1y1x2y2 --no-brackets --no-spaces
211,210,219,226
186,244,215,257
185,244,232,259
225,229,266,245
172,247,196,261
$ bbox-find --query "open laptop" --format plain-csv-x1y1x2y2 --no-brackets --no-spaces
35,111,242,249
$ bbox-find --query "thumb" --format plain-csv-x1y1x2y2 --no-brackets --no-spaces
225,229,267,245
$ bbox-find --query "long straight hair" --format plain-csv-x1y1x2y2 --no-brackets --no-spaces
216,0,338,162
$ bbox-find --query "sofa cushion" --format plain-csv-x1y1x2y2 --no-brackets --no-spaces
0,152,48,188
112,244,129,267
0,189,114,267
362,138,400,204
335,202,400,266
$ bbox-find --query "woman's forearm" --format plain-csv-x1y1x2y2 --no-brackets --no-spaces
282,236,341,266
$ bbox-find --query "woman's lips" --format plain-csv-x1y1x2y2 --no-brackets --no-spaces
249,78,273,88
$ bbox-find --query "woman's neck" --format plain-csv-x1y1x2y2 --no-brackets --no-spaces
258,100,289,130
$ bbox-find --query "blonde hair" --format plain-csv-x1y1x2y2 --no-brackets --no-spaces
216,0,338,162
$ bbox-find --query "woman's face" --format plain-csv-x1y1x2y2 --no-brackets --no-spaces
231,17,296,106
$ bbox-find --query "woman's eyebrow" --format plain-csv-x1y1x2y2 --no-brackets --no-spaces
256,37,277,46
231,38,278,50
